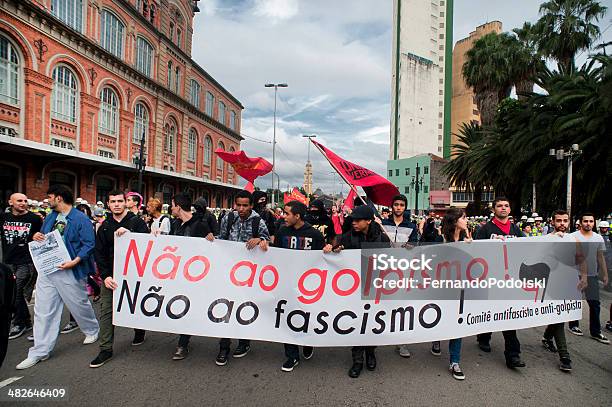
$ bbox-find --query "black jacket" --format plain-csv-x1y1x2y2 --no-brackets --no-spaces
274,222,325,250
305,200,336,244
475,220,525,240
193,210,219,236
340,222,391,250
171,216,210,238
95,212,149,279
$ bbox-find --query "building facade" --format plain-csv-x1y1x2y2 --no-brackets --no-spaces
387,153,449,213
450,21,502,155
389,0,453,161
0,0,243,209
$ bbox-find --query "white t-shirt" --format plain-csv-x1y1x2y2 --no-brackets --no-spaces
151,215,171,235
570,231,606,276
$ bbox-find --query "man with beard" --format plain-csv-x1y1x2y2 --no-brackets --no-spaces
305,199,336,244
251,191,277,239
475,197,526,369
324,205,390,378
540,209,587,372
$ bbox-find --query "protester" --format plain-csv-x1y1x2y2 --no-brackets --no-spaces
215,190,270,366
381,194,418,358
0,193,42,340
420,213,443,243
598,221,611,292
167,193,214,360
125,192,143,216
324,205,390,378
567,213,609,344
474,197,526,369
147,198,171,235
90,190,150,368
430,207,469,380
193,197,220,236
273,201,325,372
331,205,344,235
539,209,587,372
0,262,14,368
16,185,99,370
252,191,277,239
305,199,336,245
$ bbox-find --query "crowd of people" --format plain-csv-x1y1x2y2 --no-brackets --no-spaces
0,186,610,381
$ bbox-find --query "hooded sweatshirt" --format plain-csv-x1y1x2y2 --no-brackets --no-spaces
305,199,336,244
252,191,277,237
274,222,325,250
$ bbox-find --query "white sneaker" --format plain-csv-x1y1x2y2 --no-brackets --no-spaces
398,344,412,358
16,355,49,370
83,333,99,345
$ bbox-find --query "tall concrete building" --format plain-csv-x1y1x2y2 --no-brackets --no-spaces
389,0,454,161
450,21,502,155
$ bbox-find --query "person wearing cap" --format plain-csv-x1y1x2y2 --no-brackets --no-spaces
534,216,544,235
125,192,143,216
96,201,104,208
324,205,390,378
93,208,105,232
598,221,611,294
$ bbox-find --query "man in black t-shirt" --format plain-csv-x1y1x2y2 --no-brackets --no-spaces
274,200,325,372
474,197,526,369
0,193,42,340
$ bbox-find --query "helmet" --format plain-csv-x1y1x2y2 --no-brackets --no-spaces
535,216,542,221
521,215,527,220
599,221,610,228
527,217,535,223
531,212,539,217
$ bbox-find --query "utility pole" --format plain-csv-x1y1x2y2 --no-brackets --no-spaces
137,129,146,194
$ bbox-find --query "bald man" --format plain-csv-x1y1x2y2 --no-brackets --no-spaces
0,193,42,339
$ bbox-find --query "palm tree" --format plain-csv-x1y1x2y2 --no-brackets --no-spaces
512,22,545,98
462,32,526,126
536,0,607,72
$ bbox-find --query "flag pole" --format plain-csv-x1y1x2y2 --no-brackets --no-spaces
310,140,392,240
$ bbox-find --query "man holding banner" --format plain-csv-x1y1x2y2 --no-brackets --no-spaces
274,200,325,371
324,205,390,378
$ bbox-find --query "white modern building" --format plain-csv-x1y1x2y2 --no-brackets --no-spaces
389,0,453,161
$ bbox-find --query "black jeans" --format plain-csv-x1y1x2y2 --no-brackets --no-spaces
178,334,191,348
477,330,521,360
351,346,376,364
0,309,10,368
9,263,36,328
219,338,250,351
568,276,601,336
284,344,313,361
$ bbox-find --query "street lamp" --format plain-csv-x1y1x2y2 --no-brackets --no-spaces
136,129,146,195
409,163,424,215
265,83,288,206
302,134,317,163
549,144,582,219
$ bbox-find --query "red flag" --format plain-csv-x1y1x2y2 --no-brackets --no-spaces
342,189,357,211
283,192,291,204
245,182,255,192
311,140,399,206
290,188,308,205
215,149,273,183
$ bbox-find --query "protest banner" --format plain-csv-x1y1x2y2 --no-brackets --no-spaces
113,234,583,347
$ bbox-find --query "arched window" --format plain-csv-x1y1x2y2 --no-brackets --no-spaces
188,128,197,161
167,61,173,88
228,146,236,177
95,176,116,203
218,101,226,124
0,35,19,105
49,170,75,194
204,135,212,166
164,119,177,154
205,91,214,116
133,102,149,143
51,65,78,123
174,66,180,94
100,10,125,58
190,79,200,107
51,0,83,32
216,141,225,178
99,87,119,136
135,36,153,77
230,111,237,130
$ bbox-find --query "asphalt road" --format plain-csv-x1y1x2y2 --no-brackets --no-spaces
1,293,611,407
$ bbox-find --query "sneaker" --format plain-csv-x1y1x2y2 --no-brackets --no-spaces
431,341,441,356
172,346,189,360
281,358,299,372
83,333,98,345
559,357,572,372
506,356,526,369
132,331,146,346
303,347,314,360
16,355,49,370
398,344,411,358
590,333,610,344
27,335,34,342
233,343,250,358
8,325,27,340
215,349,229,366
449,363,465,380
606,321,612,333
89,351,112,368
568,326,583,336
541,337,557,353
60,321,79,334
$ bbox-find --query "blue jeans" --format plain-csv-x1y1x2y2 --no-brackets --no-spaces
449,338,462,364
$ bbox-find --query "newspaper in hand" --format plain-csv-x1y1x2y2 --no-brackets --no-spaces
28,230,72,276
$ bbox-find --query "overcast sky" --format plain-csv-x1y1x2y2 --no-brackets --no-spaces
192,0,612,194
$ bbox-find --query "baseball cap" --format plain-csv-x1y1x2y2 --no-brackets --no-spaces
93,208,105,217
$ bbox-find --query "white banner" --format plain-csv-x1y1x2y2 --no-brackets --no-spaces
113,234,583,346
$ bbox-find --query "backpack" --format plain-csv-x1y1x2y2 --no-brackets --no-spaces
225,211,260,239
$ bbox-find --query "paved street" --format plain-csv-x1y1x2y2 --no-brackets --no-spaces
1,292,611,407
